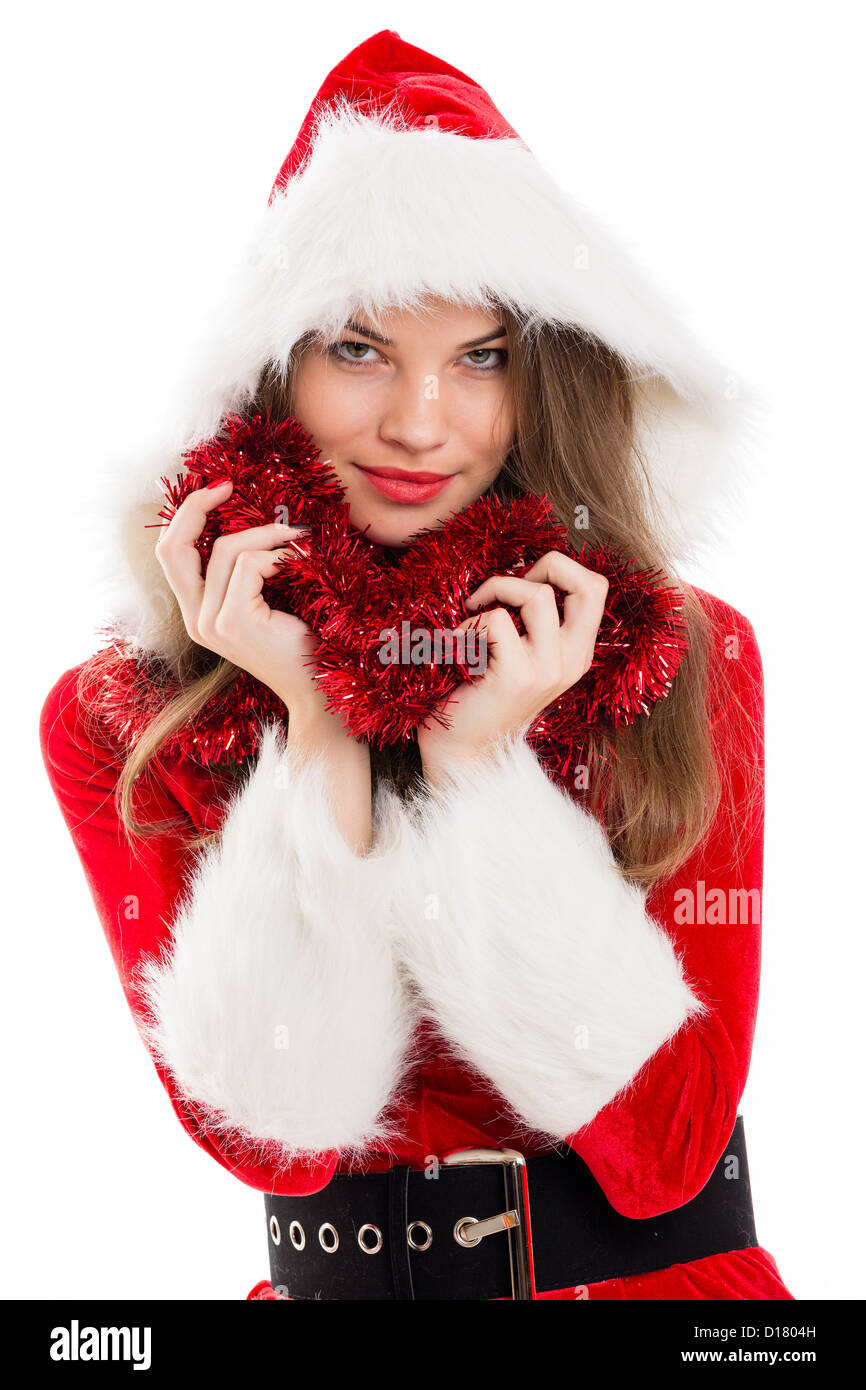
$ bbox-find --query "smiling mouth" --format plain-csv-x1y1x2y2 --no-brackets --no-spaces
352,463,455,504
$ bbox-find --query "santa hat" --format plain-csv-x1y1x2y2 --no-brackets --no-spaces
106,28,758,662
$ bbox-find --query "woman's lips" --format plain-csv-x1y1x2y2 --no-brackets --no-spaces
353,464,454,504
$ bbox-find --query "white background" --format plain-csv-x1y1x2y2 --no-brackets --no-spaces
3,0,863,1299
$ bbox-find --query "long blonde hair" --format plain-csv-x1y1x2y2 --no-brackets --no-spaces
79,304,759,889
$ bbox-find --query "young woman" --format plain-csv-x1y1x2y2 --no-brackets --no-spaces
39,30,794,1300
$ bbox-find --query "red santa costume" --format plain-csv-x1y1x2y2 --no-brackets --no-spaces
39,30,794,1301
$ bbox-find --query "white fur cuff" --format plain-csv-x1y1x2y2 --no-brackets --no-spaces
375,736,707,1141
137,723,418,1162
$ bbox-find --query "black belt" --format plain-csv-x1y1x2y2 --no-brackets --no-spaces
263,1114,758,1300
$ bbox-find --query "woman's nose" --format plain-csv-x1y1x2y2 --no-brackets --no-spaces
376,375,450,454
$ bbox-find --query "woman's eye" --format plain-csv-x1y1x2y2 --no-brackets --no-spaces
461,347,508,372
328,340,382,366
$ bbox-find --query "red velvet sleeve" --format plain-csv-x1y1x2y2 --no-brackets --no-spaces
39,664,339,1196
566,603,766,1218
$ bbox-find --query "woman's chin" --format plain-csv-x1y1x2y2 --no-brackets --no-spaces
348,508,446,549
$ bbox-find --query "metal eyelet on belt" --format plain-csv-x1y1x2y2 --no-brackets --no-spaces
453,1216,481,1248
407,1220,433,1251
318,1222,339,1253
358,1223,383,1254
289,1220,305,1251
269,1215,281,1247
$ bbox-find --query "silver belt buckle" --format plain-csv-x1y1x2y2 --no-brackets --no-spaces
441,1147,537,1300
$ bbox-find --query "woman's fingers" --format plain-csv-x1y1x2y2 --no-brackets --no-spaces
521,552,609,635
211,546,297,643
198,523,308,633
155,479,312,647
522,552,608,676
453,605,526,674
467,553,610,685
155,481,234,636
467,574,561,666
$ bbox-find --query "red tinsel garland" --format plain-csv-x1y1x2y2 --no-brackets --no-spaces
92,412,689,793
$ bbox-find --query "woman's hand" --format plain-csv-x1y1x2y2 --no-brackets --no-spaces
156,479,373,854
417,551,609,787
155,480,327,720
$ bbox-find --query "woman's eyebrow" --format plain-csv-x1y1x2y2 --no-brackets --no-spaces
342,319,507,351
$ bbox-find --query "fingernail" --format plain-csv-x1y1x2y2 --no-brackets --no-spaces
205,477,232,489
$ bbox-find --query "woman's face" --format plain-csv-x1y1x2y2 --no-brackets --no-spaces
289,296,515,547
